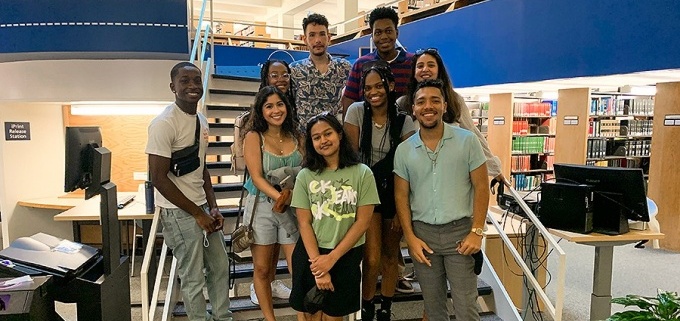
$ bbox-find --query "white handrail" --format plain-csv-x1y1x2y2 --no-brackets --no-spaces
488,185,566,321
140,207,161,321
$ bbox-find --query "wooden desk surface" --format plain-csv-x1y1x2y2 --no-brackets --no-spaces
17,195,87,211
549,228,665,244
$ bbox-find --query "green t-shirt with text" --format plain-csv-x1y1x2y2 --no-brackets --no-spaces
291,164,380,249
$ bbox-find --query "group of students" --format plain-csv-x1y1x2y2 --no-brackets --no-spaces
146,6,505,321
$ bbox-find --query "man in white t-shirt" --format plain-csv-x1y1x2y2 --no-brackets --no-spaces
145,62,232,321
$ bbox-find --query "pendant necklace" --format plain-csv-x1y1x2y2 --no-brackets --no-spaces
266,133,284,155
426,139,443,170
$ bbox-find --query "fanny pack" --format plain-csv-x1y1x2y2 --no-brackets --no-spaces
170,117,201,177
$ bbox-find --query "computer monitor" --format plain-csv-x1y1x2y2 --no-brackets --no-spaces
553,163,649,235
64,127,105,199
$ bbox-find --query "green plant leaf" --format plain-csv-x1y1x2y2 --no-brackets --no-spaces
612,295,657,310
606,311,658,321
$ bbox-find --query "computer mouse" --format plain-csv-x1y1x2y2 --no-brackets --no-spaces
10,237,51,251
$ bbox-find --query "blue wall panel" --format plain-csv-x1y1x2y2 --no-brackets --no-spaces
0,0,189,58
329,0,680,88
213,46,310,67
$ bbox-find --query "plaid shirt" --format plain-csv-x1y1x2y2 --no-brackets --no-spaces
290,54,351,131
343,49,414,101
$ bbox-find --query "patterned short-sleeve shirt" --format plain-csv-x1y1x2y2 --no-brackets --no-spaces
290,54,351,131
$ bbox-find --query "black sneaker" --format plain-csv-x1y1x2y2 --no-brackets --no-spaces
361,302,375,321
376,309,391,321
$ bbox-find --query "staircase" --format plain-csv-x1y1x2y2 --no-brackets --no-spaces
167,71,523,321
205,74,259,204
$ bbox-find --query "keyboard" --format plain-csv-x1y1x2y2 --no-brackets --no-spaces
117,195,135,209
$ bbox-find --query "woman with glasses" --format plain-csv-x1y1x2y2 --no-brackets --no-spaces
400,48,505,183
289,112,379,321
344,65,416,321
260,59,297,122
242,85,303,321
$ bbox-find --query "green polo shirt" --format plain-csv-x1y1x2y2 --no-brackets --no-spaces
393,124,486,225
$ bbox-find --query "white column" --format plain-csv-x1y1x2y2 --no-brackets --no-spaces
337,0,358,35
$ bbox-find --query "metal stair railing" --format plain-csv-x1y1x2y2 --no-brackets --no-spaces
487,185,567,321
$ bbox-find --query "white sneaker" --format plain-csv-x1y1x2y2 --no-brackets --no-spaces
271,279,291,300
250,283,259,305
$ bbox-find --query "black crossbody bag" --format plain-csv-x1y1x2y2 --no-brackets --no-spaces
170,117,201,177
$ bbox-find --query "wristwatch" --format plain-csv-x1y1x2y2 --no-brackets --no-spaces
471,227,484,236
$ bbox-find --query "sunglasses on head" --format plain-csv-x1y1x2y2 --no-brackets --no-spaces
361,60,391,73
415,48,439,56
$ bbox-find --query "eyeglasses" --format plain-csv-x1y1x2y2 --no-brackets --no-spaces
269,72,290,80
415,48,439,56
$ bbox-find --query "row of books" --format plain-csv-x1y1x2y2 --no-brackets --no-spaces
586,158,648,170
468,102,490,118
510,155,555,172
512,101,557,117
590,97,655,116
511,173,553,191
512,136,555,154
588,119,653,137
587,139,651,159
512,118,556,135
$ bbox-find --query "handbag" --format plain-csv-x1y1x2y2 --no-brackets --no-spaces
170,117,201,177
231,135,263,253
303,287,329,314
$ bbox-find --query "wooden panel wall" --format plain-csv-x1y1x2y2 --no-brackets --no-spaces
555,88,590,164
64,106,154,192
648,82,680,251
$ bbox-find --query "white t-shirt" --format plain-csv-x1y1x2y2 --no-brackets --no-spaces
345,102,416,166
145,103,209,208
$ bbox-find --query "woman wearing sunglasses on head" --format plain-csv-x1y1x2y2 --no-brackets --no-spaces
260,59,298,122
343,64,416,321
399,48,506,184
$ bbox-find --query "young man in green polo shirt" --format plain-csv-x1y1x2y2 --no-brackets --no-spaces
394,79,490,321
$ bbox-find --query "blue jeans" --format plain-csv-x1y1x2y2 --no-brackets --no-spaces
412,218,480,321
160,204,232,321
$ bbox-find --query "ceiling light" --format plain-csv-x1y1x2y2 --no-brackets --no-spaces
70,101,170,115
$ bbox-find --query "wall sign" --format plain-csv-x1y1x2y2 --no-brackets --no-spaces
664,115,680,126
563,115,579,125
493,116,505,125
4,122,31,141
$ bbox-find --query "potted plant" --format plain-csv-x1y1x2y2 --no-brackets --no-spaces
606,290,680,321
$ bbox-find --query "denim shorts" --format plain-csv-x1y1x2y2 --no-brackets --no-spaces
243,194,299,245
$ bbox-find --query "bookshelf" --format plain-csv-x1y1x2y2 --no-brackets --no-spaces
487,93,557,191
466,101,490,135
556,89,655,178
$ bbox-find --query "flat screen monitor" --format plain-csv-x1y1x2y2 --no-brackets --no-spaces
553,163,649,234
64,127,102,196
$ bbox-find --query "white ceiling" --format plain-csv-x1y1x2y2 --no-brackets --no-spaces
193,0,388,34
455,69,680,97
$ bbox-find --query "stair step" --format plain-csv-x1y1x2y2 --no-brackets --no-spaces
206,104,250,119
213,182,242,199
208,89,257,107
210,74,260,93
220,207,242,218
172,280,495,317
209,122,235,136
206,161,233,176
207,141,233,155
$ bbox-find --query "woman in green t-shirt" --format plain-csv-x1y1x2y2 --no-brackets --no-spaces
290,112,380,320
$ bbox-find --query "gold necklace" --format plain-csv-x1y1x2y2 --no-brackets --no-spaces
265,133,285,155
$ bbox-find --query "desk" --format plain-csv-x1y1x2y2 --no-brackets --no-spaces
549,229,665,321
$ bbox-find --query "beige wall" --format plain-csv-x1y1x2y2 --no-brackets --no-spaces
0,59,179,102
0,58,182,248
0,103,73,247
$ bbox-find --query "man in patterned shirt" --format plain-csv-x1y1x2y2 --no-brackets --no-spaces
291,13,351,132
